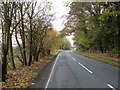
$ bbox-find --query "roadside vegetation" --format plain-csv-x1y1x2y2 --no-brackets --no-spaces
0,1,71,88
73,51,120,67
1,1,120,88
61,2,120,63
2,50,60,88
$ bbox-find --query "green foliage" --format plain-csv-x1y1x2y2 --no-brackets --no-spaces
99,10,118,21
59,37,71,50
65,2,120,57
51,50,60,56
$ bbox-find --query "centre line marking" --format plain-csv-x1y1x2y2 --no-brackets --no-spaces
45,53,61,89
78,62,93,74
107,84,116,90
72,57,76,61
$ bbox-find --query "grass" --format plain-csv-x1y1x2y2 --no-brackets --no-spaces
73,51,120,67
50,50,61,56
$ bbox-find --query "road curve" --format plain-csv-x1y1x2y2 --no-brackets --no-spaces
45,51,119,89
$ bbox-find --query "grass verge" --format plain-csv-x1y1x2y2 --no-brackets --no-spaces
73,51,120,67
50,50,61,56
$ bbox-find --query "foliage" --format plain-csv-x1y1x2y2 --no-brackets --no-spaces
64,2,120,57
0,1,71,82
0,2,53,82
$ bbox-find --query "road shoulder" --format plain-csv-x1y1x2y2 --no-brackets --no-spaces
27,55,57,88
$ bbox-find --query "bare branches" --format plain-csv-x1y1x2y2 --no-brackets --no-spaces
1,1,54,81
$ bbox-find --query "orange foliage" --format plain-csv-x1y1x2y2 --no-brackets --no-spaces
47,28,58,38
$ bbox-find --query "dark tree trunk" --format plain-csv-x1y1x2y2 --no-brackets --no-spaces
117,16,120,58
20,3,27,65
9,34,15,69
2,51,8,82
2,3,13,82
99,40,104,54
36,47,41,61
28,18,33,66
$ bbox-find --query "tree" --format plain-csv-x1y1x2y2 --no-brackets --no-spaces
64,2,120,57
0,1,54,82
27,2,36,66
19,3,28,65
1,2,14,82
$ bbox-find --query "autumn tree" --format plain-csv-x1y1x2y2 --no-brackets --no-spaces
0,1,53,82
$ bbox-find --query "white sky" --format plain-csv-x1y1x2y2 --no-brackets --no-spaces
37,0,74,46
51,0,74,46
37,0,70,31
0,0,74,47
50,0,69,31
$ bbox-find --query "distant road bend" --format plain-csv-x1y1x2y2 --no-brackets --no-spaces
45,51,119,89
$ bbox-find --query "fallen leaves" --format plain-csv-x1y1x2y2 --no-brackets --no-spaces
2,56,52,88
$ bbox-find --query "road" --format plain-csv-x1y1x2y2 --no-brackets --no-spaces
45,51,119,89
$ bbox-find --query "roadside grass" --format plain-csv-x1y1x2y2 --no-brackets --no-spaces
45,50,61,63
73,51,120,67
50,50,61,56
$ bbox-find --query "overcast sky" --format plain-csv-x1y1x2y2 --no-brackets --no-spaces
0,0,74,47
49,0,74,46
37,0,74,46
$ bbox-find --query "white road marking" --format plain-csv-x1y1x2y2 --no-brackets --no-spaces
72,57,76,61
107,84,116,90
45,53,61,89
78,62,93,74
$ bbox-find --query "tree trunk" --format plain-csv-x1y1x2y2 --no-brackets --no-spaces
28,18,33,66
15,28,24,65
117,16,120,58
9,34,15,69
2,51,8,82
2,3,13,82
99,40,104,54
20,4,27,65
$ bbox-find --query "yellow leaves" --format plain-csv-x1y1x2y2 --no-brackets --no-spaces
47,28,58,38
2,58,50,88
108,6,113,9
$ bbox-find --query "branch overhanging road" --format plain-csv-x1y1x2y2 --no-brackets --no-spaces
45,50,119,89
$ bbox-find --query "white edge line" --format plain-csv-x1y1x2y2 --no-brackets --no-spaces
72,57,76,61
45,53,60,89
78,62,93,74
107,84,116,90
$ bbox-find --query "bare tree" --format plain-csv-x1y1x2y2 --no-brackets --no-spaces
2,2,14,82
27,2,36,66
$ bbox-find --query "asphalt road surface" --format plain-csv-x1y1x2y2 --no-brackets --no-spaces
45,51,119,89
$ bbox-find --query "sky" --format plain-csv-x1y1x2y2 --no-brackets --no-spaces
0,0,74,47
50,0,69,31
49,0,75,46
37,0,74,46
